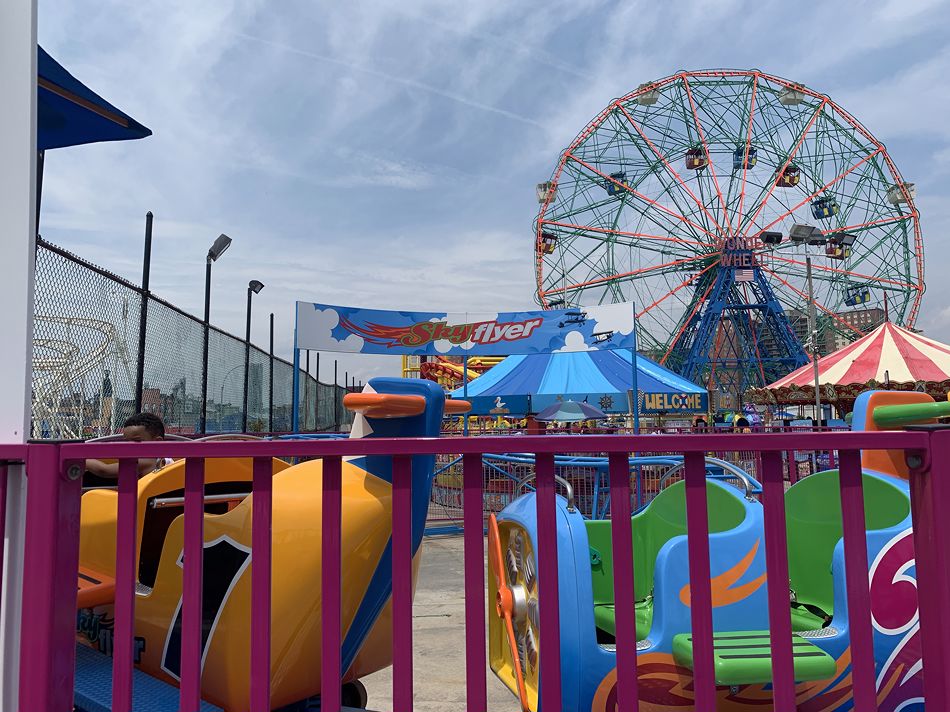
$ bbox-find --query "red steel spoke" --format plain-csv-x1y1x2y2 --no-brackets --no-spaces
759,265,863,335
661,277,718,364
740,100,826,237
613,101,725,235
564,151,719,241
636,261,719,318
735,74,759,233
745,147,883,241
681,73,733,235
540,219,707,248
762,253,917,290
828,212,915,234
542,253,718,296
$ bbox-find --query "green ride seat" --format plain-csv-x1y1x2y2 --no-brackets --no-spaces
785,470,909,631
672,631,837,685
586,480,746,641
592,601,653,640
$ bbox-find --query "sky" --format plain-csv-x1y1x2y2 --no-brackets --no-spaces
37,0,950,384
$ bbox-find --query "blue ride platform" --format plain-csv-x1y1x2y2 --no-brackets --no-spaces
74,643,222,712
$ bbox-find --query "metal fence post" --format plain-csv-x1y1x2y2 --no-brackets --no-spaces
909,429,950,709
315,352,320,431
333,360,339,431
304,350,310,431
133,211,152,414
19,444,82,712
268,313,274,433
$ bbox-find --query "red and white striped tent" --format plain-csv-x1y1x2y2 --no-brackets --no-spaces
748,322,950,407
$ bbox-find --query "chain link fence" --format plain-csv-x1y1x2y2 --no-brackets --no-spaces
32,237,352,439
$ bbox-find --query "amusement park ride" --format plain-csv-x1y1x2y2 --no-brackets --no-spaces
488,389,936,711
74,378,472,711
32,314,135,439
534,70,922,399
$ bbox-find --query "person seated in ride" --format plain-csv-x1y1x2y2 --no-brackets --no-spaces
733,416,752,433
693,416,707,432
84,412,173,486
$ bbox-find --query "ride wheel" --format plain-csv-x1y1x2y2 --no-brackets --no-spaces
534,69,923,396
487,515,539,712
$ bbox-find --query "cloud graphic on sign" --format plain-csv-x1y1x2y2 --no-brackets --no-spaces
298,305,364,351
588,303,635,336
554,330,596,353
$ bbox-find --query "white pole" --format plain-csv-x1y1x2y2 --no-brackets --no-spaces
0,0,37,707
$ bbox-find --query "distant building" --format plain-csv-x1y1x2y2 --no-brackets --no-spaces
829,308,885,351
142,387,162,414
249,363,264,412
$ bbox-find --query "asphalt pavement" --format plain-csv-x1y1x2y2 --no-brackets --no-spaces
361,534,521,712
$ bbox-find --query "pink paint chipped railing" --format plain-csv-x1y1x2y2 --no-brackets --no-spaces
8,430,950,711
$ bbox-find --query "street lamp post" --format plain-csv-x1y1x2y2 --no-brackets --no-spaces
241,279,264,432
200,233,232,434
806,255,822,422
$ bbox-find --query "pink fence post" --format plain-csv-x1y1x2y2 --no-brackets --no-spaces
608,451,639,710
392,454,414,711
535,452,562,712
837,449,876,709
111,457,140,712
19,444,81,712
250,456,273,712
909,429,950,710
759,450,795,708
462,453,487,712
321,455,342,712
0,464,7,613
786,449,796,484
683,450,715,711
180,457,206,712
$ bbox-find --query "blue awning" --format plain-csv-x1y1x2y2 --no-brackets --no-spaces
38,46,152,150
450,351,707,415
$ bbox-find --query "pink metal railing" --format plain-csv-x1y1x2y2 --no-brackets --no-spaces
9,431,950,711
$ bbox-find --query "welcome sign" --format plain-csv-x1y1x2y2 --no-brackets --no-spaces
295,301,637,356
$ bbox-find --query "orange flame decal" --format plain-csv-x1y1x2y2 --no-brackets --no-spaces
679,539,767,608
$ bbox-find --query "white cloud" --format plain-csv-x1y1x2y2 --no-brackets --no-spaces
588,303,635,337
296,305,364,352
33,0,950,386
554,330,595,353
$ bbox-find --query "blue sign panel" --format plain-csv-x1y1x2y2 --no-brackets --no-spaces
295,301,637,356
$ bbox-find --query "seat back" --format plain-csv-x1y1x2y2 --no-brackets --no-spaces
587,479,746,604
785,470,909,615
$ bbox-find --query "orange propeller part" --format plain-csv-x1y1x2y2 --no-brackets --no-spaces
488,514,530,712
444,399,472,415
342,394,472,418
343,393,426,418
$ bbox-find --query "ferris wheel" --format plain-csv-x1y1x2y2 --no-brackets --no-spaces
534,69,923,395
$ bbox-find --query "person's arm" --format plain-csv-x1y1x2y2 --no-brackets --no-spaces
85,459,119,478
85,457,158,479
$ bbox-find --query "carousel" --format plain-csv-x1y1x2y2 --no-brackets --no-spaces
746,321,950,414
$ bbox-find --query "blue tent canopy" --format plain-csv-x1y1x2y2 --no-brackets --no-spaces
449,351,707,415
38,46,152,150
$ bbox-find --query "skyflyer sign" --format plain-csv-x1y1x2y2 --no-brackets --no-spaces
294,301,637,356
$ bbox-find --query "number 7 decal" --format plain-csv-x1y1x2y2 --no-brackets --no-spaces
161,535,252,680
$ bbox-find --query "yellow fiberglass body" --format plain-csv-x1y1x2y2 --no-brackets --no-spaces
78,456,417,711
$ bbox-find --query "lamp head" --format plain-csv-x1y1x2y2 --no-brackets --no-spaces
208,233,232,262
249,279,265,294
